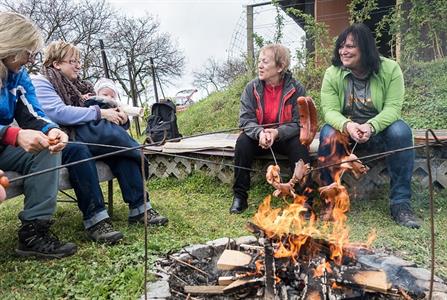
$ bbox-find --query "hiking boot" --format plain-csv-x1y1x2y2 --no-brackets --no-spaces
86,219,123,244
16,219,77,259
128,208,168,226
391,204,421,229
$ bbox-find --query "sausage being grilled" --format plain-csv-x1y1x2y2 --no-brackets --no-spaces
297,96,318,147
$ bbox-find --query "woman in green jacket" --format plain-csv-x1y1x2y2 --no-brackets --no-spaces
318,23,420,229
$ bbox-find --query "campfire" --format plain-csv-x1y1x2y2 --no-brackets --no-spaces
149,134,446,299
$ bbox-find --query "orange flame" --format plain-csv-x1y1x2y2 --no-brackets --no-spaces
314,260,332,278
251,131,374,270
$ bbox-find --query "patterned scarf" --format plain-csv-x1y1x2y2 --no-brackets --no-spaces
40,66,94,107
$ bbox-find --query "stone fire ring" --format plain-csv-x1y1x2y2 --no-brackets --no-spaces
141,236,447,299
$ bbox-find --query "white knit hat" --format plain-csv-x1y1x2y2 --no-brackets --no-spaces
94,78,120,99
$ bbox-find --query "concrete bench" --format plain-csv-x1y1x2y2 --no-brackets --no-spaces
4,161,115,216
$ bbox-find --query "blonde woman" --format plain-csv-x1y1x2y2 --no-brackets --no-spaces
32,41,168,244
0,12,76,258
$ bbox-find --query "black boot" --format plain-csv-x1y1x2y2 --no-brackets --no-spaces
16,220,77,258
229,197,248,214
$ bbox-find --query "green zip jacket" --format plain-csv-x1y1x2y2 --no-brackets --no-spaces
320,57,405,134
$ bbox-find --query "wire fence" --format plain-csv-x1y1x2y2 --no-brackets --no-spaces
228,1,305,64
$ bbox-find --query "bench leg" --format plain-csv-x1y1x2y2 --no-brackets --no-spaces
108,179,114,217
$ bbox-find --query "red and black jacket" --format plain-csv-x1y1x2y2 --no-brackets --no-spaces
239,70,306,141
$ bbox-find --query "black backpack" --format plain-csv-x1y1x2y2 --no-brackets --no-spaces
145,99,182,144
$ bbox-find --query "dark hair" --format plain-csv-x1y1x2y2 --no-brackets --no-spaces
331,23,381,74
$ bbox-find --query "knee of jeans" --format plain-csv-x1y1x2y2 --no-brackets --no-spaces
385,120,412,143
319,124,337,142
64,144,92,160
36,149,60,166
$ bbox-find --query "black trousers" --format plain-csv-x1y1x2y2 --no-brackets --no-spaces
232,132,310,200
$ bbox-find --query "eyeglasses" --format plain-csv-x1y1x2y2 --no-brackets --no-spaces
62,59,82,66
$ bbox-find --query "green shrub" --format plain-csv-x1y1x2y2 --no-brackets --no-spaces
402,58,447,129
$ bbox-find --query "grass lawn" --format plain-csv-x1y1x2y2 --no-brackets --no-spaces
0,173,446,299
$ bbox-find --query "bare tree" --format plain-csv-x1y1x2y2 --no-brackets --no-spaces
192,58,222,95
0,0,185,103
102,14,184,103
217,57,247,86
0,0,114,78
193,57,247,95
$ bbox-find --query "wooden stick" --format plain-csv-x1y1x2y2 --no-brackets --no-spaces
170,256,211,277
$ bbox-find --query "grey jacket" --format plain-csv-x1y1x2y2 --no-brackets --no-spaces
239,71,306,140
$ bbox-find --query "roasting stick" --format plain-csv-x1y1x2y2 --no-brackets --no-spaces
269,147,278,166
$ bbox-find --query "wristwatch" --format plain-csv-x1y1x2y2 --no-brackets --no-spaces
369,123,375,135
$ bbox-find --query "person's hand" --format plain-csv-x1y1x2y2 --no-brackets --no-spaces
82,93,94,100
259,129,278,149
259,130,271,149
47,128,68,153
0,170,7,202
345,121,367,143
100,108,121,125
16,129,51,153
264,128,278,147
116,107,128,125
357,123,373,143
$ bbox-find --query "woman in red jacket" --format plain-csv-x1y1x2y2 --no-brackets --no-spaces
230,44,310,214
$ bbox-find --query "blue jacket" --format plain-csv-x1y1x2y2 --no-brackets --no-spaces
0,68,57,144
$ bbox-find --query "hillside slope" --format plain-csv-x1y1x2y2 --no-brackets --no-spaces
177,58,447,135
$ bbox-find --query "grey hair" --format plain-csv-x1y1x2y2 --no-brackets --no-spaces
0,12,43,85
259,44,291,77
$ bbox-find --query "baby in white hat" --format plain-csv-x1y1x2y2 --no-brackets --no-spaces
94,78,120,101
94,78,143,117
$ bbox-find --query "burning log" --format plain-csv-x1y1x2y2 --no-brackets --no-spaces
264,240,276,300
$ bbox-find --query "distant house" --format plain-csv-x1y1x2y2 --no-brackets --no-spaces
278,0,446,61
278,0,394,57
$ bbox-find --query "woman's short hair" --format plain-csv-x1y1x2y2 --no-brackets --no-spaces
43,40,80,68
259,44,291,77
331,23,381,74
0,12,43,83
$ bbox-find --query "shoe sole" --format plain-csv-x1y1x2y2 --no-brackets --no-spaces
15,248,77,259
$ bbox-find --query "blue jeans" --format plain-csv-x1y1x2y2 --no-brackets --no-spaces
317,120,414,206
63,143,151,228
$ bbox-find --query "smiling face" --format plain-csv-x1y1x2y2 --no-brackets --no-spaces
257,49,283,86
338,34,362,73
52,51,81,81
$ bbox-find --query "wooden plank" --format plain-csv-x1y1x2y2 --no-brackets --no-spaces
184,285,225,295
217,249,252,270
218,276,236,286
413,129,447,144
222,278,264,294
342,270,391,292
